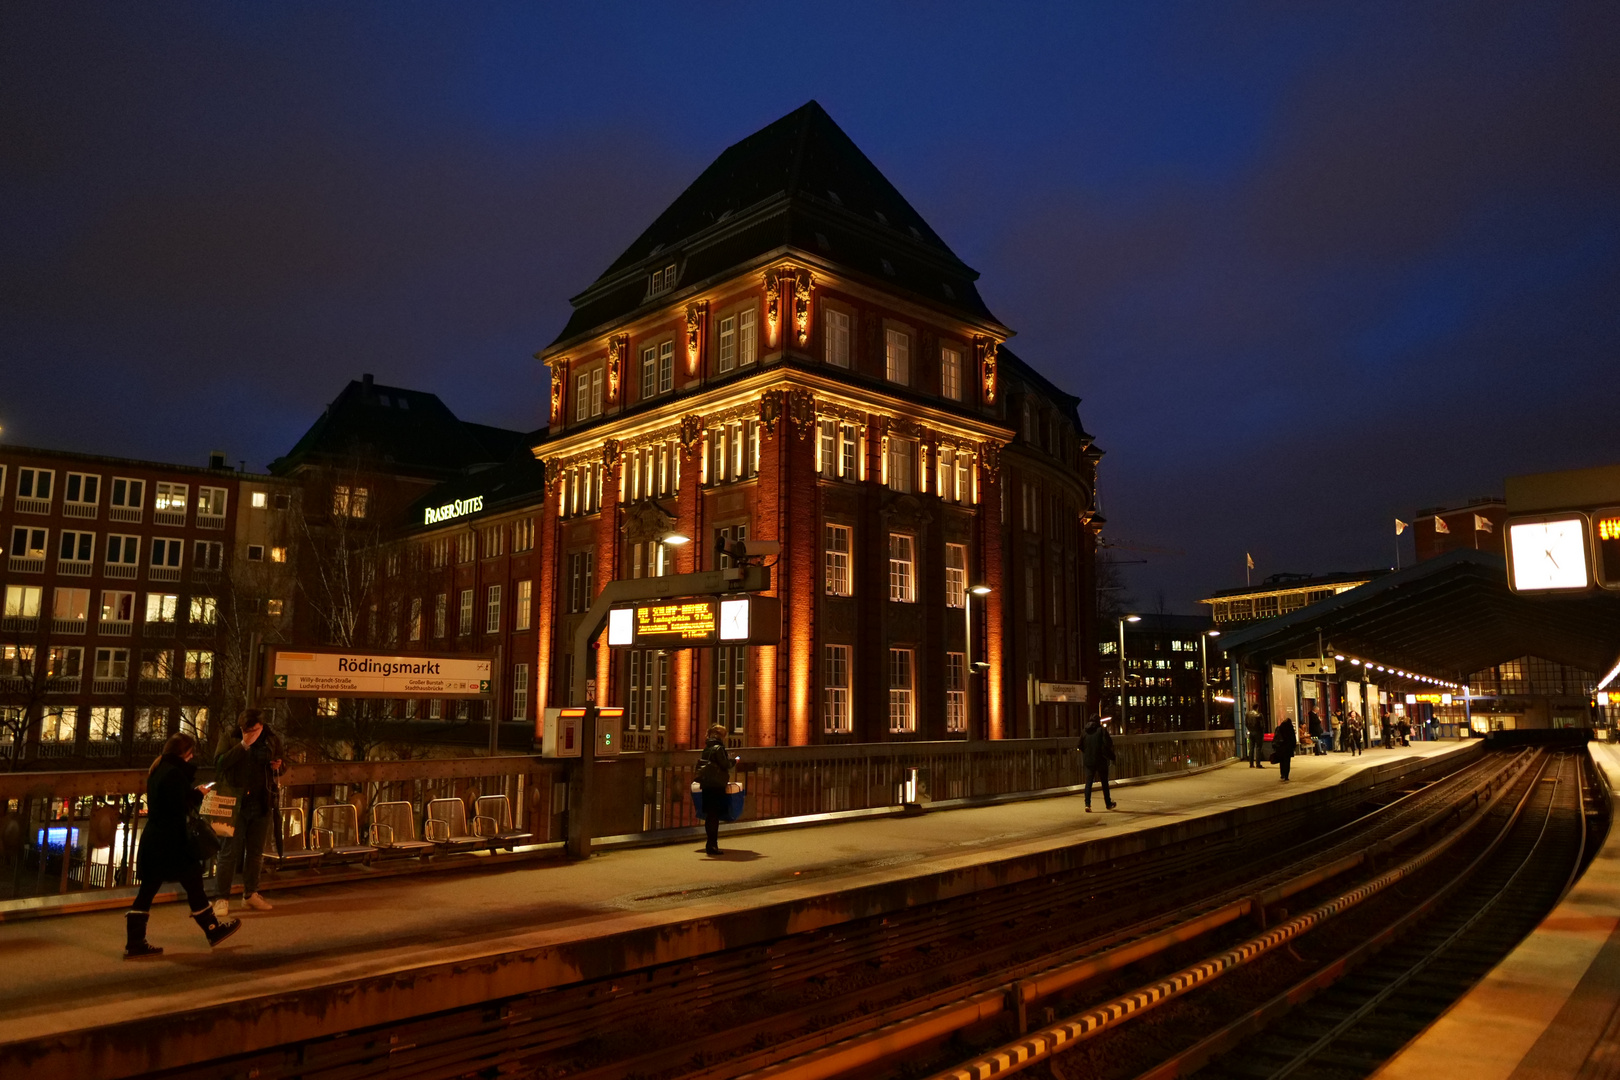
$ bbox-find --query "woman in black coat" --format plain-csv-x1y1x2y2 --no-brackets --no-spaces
697,724,732,857
125,733,242,959
1273,717,1298,783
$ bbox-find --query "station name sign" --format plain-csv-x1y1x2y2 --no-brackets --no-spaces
267,649,491,698
605,595,781,648
423,495,485,526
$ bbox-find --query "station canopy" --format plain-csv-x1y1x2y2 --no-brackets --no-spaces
1216,549,1620,680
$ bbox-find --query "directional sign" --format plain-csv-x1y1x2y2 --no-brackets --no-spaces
266,649,492,698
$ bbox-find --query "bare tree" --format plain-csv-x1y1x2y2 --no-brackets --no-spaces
0,613,56,771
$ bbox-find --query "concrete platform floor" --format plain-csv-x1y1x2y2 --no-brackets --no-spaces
1375,740,1620,1080
0,741,1469,1074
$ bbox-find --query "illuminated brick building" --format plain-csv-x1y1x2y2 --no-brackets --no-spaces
532,102,1101,747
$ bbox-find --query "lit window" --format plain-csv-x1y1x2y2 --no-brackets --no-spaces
823,645,851,733
197,486,227,518
825,524,851,596
266,598,284,617
737,308,757,366
888,534,915,603
409,598,422,641
485,584,501,634
188,597,217,625
459,589,473,636
886,438,915,493
512,663,530,721
946,653,966,732
940,346,962,401
515,579,532,632
718,314,736,372
946,544,967,608
251,490,267,509
144,594,178,624
888,648,915,733
332,485,368,519
269,546,288,563
885,328,909,384
824,309,849,368
154,482,188,514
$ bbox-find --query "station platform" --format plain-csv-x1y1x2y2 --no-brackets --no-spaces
0,740,1473,1079
1375,740,1620,1080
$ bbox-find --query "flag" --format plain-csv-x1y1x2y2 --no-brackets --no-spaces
1434,516,1450,534
1246,552,1254,570
1474,514,1493,533
1395,519,1409,535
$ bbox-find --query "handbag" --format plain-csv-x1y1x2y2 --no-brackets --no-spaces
186,811,221,862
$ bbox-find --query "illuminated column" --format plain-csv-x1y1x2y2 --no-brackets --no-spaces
980,442,1006,739
593,439,621,704
533,460,561,736
672,416,704,748
784,391,817,746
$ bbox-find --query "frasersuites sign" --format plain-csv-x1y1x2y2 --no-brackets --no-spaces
266,649,491,698
423,495,485,525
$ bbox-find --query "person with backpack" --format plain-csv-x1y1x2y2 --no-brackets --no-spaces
124,732,243,958
1081,715,1117,812
697,724,732,856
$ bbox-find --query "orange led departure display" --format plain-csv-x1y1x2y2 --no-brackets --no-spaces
1596,508,1620,590
635,600,718,643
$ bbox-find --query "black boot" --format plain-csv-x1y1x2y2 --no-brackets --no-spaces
124,911,163,959
192,906,242,947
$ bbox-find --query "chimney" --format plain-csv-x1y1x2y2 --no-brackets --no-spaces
362,373,374,391
208,451,229,470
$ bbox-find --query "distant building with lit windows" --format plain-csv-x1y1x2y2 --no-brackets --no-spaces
531,102,1102,747
1098,613,1229,733
1201,571,1386,627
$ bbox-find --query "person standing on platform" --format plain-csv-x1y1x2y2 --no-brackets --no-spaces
1306,709,1323,756
213,709,283,916
697,724,732,856
1081,715,1117,811
1273,715,1298,782
1348,714,1364,756
1246,710,1267,768
125,733,242,958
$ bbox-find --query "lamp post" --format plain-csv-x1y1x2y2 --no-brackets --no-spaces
1201,629,1220,730
967,584,992,740
1118,614,1140,733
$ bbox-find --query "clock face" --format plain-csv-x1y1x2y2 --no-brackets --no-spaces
718,598,750,641
1508,517,1589,591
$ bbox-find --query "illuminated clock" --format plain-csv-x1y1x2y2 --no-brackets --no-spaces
1507,516,1590,592
718,598,750,641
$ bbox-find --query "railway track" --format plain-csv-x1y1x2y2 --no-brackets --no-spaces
138,747,1525,1080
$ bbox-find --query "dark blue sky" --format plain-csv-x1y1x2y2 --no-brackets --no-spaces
4,3,1617,610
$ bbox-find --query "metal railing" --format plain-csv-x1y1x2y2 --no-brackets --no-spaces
0,732,1234,906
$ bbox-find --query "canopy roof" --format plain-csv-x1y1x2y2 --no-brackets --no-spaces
1216,549,1620,679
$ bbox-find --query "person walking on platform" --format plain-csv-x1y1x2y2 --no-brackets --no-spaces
1081,715,1117,811
1246,710,1267,768
697,724,732,856
1348,714,1364,756
1306,710,1323,756
213,708,283,916
1273,716,1298,782
125,733,242,959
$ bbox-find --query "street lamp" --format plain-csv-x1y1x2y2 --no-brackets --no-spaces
1201,629,1220,730
965,584,992,739
1118,615,1140,732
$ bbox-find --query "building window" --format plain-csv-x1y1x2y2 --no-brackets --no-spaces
568,552,595,613
1022,482,1041,533
514,579,532,632
945,543,967,608
58,530,94,565
627,649,670,732
154,482,188,515
197,486,227,518
511,662,530,721
0,643,36,676
888,648,915,733
824,309,850,368
716,646,747,734
149,538,183,572
269,546,288,563
885,328,910,384
189,597,217,625
64,473,100,508
641,341,675,398
250,490,267,509
718,313,736,372
940,346,962,401
485,585,501,634
575,371,591,421
888,534,915,603
434,593,447,638
184,649,214,681
100,590,134,626
110,478,145,517
409,597,422,641
512,518,535,552
946,652,966,733
17,467,55,503
11,526,47,562
267,598,284,617
192,540,223,571
144,593,178,625
716,524,748,569
52,587,89,627
246,545,264,562
630,540,669,579
823,645,851,733
886,438,915,493
825,524,851,596
708,421,759,484
332,485,368,519
649,262,677,295
40,706,77,743
816,420,859,480
458,589,473,636
938,447,975,504
737,307,757,366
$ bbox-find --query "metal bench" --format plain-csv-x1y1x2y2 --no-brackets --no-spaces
261,806,325,872
310,802,378,865
368,800,436,857
425,797,491,852
472,794,533,850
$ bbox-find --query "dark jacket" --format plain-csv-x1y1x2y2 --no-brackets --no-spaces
1307,712,1322,737
1273,719,1298,757
136,753,204,884
697,738,730,791
1080,721,1116,772
217,724,283,820
1245,712,1263,736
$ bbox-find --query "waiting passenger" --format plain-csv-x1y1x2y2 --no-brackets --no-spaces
1081,714,1117,811
1306,710,1323,755
212,708,283,916
125,733,242,959
697,724,732,857
1272,716,1298,782
1246,711,1267,769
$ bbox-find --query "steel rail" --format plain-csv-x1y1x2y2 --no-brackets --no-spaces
921,750,1545,1080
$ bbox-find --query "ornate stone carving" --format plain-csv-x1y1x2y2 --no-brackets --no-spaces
765,271,781,347
685,303,707,375
976,337,999,404
793,270,814,345
678,414,705,457
606,337,625,403
601,438,621,472
787,388,816,437
543,457,562,493
758,389,785,434
879,494,934,530
622,501,674,543
549,358,568,423
979,439,1003,478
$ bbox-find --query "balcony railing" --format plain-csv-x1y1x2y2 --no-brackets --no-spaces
8,556,44,573
137,677,173,693
57,560,92,577
46,678,81,694
0,732,1238,906
99,620,133,636
149,566,181,583
104,563,137,579
92,678,127,694
153,509,187,527
109,506,142,523
14,497,51,514
51,618,88,634
62,502,98,520
1,616,38,633
197,514,226,530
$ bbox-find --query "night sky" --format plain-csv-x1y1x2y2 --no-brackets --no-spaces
4,3,1617,611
